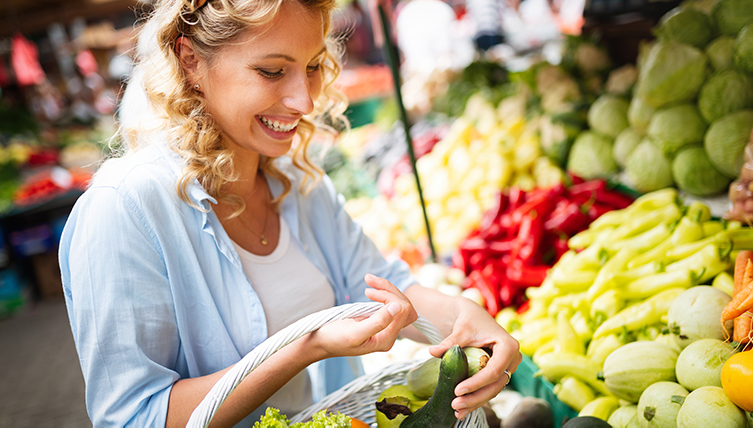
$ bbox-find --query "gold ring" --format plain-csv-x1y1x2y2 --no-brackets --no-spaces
504,370,512,385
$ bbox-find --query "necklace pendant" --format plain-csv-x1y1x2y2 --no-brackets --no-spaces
260,237,268,246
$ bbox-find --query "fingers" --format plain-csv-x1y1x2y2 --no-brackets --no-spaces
365,274,417,327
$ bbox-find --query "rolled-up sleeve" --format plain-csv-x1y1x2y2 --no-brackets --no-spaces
60,186,179,427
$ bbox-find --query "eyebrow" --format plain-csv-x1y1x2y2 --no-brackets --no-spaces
260,46,327,63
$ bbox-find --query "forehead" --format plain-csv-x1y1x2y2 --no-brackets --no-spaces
223,1,325,59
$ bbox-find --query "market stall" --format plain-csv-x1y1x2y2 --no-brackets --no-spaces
303,0,753,426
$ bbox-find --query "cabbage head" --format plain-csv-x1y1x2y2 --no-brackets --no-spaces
567,131,619,180
647,104,708,156
655,7,715,49
605,64,639,96
734,24,753,73
628,96,656,135
587,95,630,138
637,41,708,108
712,0,753,36
625,140,675,192
704,109,753,178
705,36,737,71
698,70,753,122
613,128,642,168
540,112,584,167
672,146,732,196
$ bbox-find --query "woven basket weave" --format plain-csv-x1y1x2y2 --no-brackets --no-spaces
186,302,489,427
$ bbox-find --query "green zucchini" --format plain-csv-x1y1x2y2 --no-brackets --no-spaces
400,345,468,428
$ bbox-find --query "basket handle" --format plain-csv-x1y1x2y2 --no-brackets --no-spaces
186,301,444,427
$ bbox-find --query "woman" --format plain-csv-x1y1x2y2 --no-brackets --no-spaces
59,0,521,426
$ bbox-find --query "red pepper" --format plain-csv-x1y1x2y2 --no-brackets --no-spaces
554,236,570,262
511,212,544,264
506,260,549,287
508,187,526,210
452,251,467,275
568,173,586,185
593,189,634,209
569,179,608,196
516,299,531,314
511,185,564,224
544,201,590,235
499,277,516,308
587,202,613,221
480,192,509,231
479,222,506,241
465,270,500,316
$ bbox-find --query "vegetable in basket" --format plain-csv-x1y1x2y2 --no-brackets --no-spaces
253,407,353,427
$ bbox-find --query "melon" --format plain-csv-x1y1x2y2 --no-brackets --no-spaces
675,338,735,390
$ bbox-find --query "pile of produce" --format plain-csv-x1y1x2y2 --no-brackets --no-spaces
726,130,753,223
452,178,634,314
564,0,753,197
494,188,753,425
253,408,366,427
389,91,566,254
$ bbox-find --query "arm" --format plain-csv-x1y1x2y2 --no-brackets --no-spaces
166,274,415,427
403,284,522,421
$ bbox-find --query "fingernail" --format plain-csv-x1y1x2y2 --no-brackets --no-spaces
365,273,376,281
386,302,401,316
454,402,467,410
456,410,467,420
457,388,468,396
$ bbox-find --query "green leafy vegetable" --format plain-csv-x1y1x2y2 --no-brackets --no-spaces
698,70,753,123
672,145,732,196
705,36,737,71
712,0,753,36
253,408,351,428
647,104,708,157
734,24,753,73
567,131,619,179
613,128,642,168
628,96,656,136
625,140,675,192
655,7,715,49
587,95,630,138
704,109,753,178
637,41,708,108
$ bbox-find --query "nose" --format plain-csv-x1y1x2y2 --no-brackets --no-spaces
282,71,315,115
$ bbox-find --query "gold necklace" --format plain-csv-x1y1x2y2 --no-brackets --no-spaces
238,181,271,246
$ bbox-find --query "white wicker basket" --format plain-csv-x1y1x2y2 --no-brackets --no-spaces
186,302,489,427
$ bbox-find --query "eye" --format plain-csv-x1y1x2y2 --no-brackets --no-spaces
307,63,321,74
258,69,283,79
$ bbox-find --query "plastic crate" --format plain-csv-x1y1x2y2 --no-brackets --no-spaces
508,355,579,428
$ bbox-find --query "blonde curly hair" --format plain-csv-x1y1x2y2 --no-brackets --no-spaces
123,0,348,213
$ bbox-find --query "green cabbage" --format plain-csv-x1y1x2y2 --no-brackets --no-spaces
628,96,656,135
625,140,675,192
567,131,619,179
682,0,721,14
712,0,753,36
647,104,708,156
705,36,737,71
672,146,732,196
655,7,715,49
637,41,708,108
613,128,642,168
704,109,753,178
734,24,753,73
587,95,630,138
698,70,753,122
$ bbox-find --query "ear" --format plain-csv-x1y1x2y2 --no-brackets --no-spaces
175,36,202,86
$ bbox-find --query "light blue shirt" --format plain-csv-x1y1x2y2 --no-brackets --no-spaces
59,141,417,427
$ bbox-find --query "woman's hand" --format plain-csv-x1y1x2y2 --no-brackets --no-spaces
430,298,522,420
307,274,417,359
404,285,522,421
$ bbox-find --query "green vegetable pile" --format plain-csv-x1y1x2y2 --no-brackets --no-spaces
559,0,753,197
252,408,351,428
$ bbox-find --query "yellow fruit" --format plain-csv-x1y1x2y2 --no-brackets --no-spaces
721,350,753,412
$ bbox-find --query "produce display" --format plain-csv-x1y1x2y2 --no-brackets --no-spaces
491,188,753,425
453,178,634,314
553,0,753,198
252,408,363,427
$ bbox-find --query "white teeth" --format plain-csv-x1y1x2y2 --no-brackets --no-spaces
259,116,298,132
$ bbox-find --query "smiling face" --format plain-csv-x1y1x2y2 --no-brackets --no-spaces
194,1,326,162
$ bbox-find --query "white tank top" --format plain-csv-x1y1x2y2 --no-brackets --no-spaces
232,215,335,415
